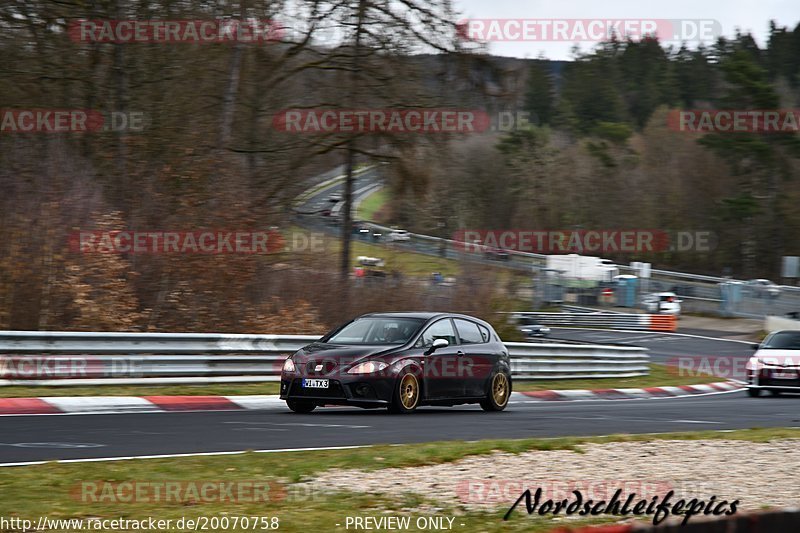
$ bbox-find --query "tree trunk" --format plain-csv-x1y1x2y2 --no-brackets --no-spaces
341,143,356,279
219,42,243,149
339,0,367,281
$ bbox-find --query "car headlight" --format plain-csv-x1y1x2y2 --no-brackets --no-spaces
282,358,295,373
347,361,389,374
756,357,790,368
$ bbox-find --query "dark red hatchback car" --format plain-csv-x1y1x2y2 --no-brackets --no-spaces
280,312,511,414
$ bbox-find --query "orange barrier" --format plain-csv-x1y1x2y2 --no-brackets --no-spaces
649,314,678,332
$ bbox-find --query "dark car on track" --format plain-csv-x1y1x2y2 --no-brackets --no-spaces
519,323,550,338
484,247,511,261
280,312,512,414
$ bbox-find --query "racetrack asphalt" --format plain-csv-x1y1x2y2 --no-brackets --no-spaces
0,328,772,465
549,327,754,378
2,388,797,465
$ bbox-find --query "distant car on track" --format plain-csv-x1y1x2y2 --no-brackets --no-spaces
515,316,550,338
747,330,800,397
280,312,511,414
327,193,342,203
356,255,384,267
642,292,681,315
744,279,781,299
519,324,550,338
484,247,511,261
386,229,411,242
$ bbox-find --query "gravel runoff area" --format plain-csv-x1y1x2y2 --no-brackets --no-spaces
303,439,800,513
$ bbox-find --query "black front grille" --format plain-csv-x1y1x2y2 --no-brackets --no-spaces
305,360,337,375
761,376,800,386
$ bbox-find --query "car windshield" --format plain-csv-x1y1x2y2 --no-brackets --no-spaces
323,317,424,345
762,331,800,349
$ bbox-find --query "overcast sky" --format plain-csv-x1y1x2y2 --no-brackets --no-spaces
454,0,799,60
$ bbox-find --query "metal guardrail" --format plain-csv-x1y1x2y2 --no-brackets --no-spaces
510,312,678,332
351,223,800,318
504,342,649,380
560,305,625,314
0,331,317,354
0,331,649,386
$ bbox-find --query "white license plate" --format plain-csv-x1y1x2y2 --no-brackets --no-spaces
302,378,329,389
772,370,797,380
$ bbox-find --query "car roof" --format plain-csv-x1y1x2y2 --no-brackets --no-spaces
359,312,491,325
360,312,446,320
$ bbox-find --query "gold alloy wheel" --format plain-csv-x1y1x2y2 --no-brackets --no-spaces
399,374,419,410
492,373,509,406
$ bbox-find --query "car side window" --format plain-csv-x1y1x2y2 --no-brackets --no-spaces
454,318,484,344
478,324,491,343
415,319,457,348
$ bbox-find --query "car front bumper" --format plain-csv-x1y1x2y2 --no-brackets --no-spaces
279,374,396,406
748,366,800,390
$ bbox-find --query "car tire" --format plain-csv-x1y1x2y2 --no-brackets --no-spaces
481,370,511,412
747,387,761,398
286,399,316,413
770,389,782,397
388,372,420,414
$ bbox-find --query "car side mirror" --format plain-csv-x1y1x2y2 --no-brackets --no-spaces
425,338,449,355
752,344,760,350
